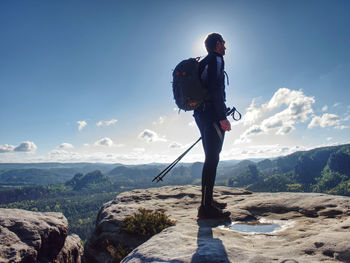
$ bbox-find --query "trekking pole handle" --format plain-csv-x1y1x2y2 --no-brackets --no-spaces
226,106,242,121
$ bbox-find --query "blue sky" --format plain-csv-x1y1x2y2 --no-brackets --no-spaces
1,0,349,163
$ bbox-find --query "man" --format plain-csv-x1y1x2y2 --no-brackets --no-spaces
194,33,231,219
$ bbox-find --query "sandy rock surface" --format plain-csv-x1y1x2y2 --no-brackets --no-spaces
85,185,350,263
0,208,83,263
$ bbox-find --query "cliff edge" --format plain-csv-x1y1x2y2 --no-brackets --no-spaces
0,208,83,263
85,185,350,263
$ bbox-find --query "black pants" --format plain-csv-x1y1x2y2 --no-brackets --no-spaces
194,110,225,207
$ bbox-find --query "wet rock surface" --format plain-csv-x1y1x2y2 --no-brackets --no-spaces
0,208,83,263
85,185,350,263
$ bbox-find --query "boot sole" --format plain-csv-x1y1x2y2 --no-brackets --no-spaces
197,213,231,220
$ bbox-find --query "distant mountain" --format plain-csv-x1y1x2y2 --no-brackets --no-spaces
0,162,120,174
228,143,350,196
0,163,122,187
0,170,118,205
66,170,114,191
1,143,350,244
0,168,65,186
1,143,349,196
0,169,120,241
108,166,163,186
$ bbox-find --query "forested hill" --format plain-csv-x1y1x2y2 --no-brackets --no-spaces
226,143,350,196
0,170,120,241
0,143,349,196
1,143,349,241
0,163,119,187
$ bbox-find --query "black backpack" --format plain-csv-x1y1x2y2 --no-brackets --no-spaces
172,57,207,111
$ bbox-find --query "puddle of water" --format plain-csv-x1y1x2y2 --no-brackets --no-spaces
228,222,280,233
219,218,292,234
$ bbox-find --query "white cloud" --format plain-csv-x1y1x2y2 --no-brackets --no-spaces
0,144,15,153
266,88,299,109
169,142,183,149
289,97,314,121
235,125,265,144
308,113,340,128
250,88,314,126
153,116,166,125
132,147,146,153
222,144,308,160
49,149,73,160
247,125,265,135
138,129,167,143
59,143,74,149
77,120,87,131
242,99,263,126
238,88,315,143
262,116,283,129
14,141,37,152
276,126,295,135
156,116,165,125
105,119,118,126
0,141,37,153
43,149,173,164
322,105,328,112
334,125,349,130
94,137,114,147
96,119,118,127
327,137,333,141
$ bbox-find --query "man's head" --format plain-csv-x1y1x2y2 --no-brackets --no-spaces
205,33,226,56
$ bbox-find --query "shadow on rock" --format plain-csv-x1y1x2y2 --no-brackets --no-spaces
122,253,183,263
191,219,230,263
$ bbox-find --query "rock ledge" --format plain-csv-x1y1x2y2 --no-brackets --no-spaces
86,185,350,263
0,208,83,263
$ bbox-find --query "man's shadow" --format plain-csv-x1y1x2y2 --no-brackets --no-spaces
191,219,231,263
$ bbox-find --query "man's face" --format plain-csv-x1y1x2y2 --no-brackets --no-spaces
215,41,226,56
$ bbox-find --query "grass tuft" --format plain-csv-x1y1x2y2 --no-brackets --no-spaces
121,208,176,238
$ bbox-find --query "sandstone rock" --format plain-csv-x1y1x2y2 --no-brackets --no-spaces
57,234,84,263
0,208,83,263
85,186,350,263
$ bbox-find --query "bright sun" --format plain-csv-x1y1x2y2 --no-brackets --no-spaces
192,35,208,57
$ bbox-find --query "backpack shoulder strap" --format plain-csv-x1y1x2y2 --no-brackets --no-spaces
224,71,229,86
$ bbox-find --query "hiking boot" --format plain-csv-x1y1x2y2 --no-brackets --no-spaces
212,200,227,209
197,205,231,220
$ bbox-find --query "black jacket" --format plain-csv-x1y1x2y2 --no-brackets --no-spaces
198,51,227,121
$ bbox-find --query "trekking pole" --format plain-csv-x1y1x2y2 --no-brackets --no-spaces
226,106,242,121
152,106,242,183
152,137,202,183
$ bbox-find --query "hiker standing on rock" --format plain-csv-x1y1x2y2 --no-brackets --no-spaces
195,33,231,219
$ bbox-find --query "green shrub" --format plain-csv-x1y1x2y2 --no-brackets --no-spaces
98,239,130,263
286,183,303,192
121,208,176,238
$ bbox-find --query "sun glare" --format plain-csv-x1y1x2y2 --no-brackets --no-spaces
192,35,207,57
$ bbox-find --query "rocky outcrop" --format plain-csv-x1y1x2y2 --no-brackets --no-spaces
0,208,83,263
85,185,350,263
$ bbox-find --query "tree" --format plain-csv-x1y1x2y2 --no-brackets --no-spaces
294,156,317,188
328,150,350,177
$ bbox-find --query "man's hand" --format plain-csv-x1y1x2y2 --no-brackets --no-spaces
219,119,231,131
